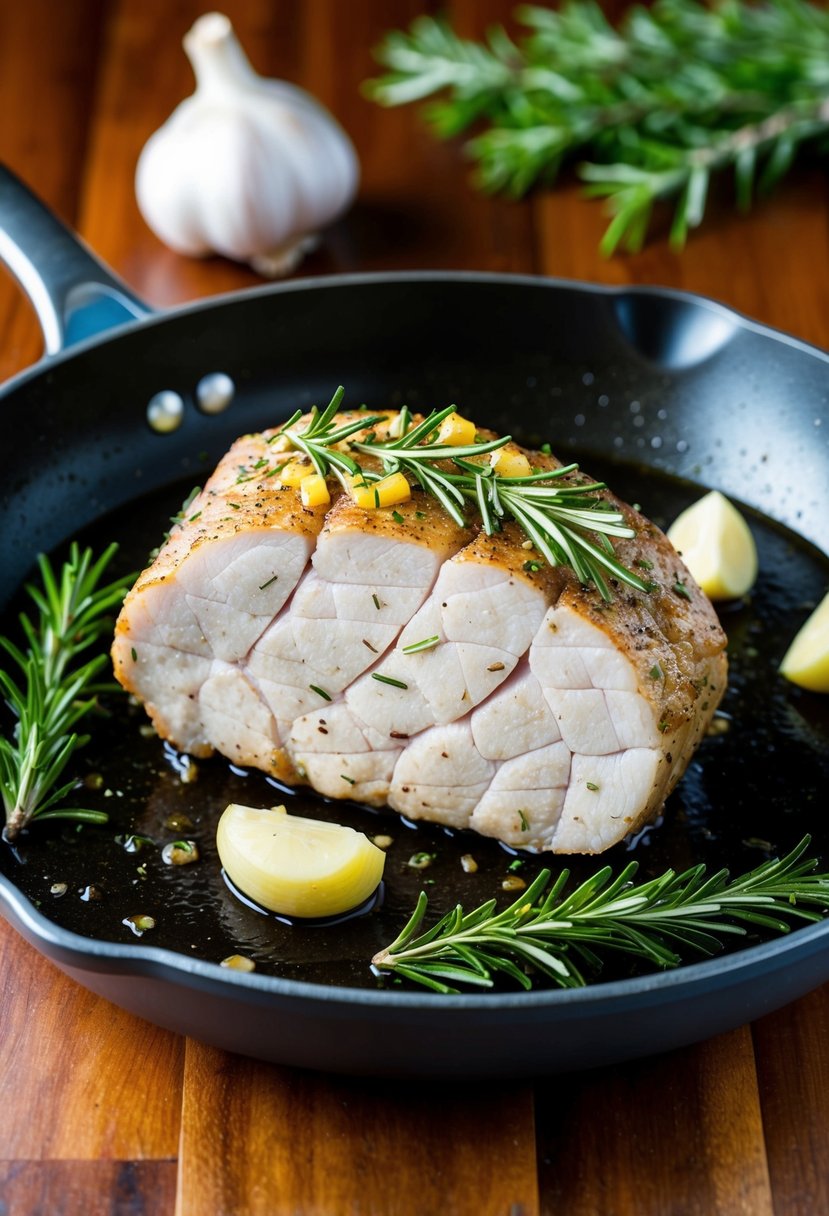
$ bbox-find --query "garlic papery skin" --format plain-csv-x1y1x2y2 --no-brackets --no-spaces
135,12,359,277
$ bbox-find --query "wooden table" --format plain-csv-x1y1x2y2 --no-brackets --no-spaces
1,2,827,1213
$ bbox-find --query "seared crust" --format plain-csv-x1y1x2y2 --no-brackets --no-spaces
113,411,728,853
560,501,727,737
318,482,470,554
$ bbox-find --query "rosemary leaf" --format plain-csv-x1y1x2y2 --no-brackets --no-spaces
0,544,133,840
401,635,441,654
372,837,829,993
278,388,648,599
366,0,829,252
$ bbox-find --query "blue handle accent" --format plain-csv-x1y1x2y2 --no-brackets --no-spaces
0,165,152,354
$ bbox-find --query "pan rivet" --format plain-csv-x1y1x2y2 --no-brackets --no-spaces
196,372,235,415
147,390,185,434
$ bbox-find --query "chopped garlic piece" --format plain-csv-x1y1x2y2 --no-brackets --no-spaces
491,448,532,478
386,411,407,440
221,954,256,972
300,473,330,507
437,411,476,446
348,471,411,510
278,458,312,488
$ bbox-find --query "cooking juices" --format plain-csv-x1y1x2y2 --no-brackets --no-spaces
1,460,827,990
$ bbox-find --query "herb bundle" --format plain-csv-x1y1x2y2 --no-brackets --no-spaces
372,837,829,993
366,0,829,252
276,387,649,600
0,544,133,840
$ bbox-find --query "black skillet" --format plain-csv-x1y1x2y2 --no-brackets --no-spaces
1,165,828,1078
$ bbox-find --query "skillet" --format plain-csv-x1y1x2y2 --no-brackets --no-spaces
0,165,828,1078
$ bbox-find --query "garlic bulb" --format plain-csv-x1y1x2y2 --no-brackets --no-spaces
135,12,359,277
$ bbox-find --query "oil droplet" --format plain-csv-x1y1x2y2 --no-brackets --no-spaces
461,854,478,873
162,840,200,866
147,390,184,434
407,852,435,870
116,833,152,853
179,759,199,785
164,813,194,833
221,954,256,972
122,914,156,937
196,372,236,415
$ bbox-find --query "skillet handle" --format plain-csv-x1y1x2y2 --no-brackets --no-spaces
0,165,152,354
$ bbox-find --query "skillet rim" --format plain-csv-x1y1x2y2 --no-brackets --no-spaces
1,268,829,401
2,862,829,1011
1,268,828,1017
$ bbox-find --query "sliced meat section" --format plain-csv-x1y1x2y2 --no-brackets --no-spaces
388,665,569,839
382,512,727,853
531,513,727,852
116,410,728,855
390,721,496,829
240,491,471,768
199,662,281,773
288,520,568,803
114,410,471,773
112,425,331,755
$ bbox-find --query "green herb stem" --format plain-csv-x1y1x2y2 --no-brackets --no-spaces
366,1,829,252
0,544,133,840
372,837,829,994
279,389,648,600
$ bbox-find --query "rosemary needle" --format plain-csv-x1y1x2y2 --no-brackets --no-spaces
0,544,133,840
276,388,649,601
372,838,829,994
365,1,829,253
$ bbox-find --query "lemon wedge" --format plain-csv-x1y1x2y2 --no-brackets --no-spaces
779,592,829,692
216,804,385,918
667,490,758,600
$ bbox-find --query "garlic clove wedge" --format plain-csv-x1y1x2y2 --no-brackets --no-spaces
216,803,385,917
667,490,758,600
779,591,829,693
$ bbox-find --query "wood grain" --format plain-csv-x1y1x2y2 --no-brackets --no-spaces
78,0,539,291
312,0,538,276
0,2,186,1176
535,1028,773,1216
0,0,187,1170
0,1160,176,1216
753,984,829,1216
154,6,538,1209
1,0,829,1213
0,929,183,1160
176,1040,539,1216
0,0,107,379
77,0,271,306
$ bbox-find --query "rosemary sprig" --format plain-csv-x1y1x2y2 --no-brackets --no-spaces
450,457,641,600
278,390,648,600
365,0,829,252
372,837,829,994
356,403,509,527
273,385,387,487
0,544,133,840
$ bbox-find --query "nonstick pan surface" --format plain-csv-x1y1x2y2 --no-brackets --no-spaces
0,171,828,1076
